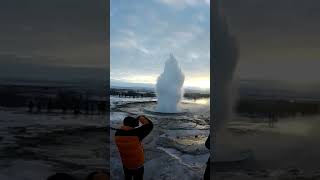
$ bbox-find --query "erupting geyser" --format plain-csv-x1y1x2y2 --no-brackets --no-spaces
155,54,185,113
213,0,238,131
212,0,242,165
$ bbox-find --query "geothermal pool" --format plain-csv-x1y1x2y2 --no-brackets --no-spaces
110,96,210,180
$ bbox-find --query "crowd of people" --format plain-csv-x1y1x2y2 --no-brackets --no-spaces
27,99,107,115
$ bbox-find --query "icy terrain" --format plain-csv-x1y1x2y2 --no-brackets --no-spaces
110,96,210,180
214,115,320,180
0,107,107,180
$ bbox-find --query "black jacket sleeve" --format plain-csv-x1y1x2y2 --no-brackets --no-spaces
131,117,153,141
205,135,210,149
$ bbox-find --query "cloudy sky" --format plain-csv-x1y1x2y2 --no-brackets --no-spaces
0,0,107,83
221,0,320,85
110,0,210,89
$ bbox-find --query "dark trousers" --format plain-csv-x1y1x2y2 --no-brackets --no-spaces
123,166,144,180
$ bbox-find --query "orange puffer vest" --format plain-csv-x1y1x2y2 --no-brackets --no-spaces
115,126,145,169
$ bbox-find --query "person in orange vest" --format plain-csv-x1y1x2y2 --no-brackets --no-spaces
115,115,153,180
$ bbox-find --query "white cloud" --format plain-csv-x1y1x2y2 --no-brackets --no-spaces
127,15,140,27
189,52,200,59
163,25,203,47
111,0,210,89
155,0,209,9
193,13,206,22
110,5,118,17
119,29,135,37
111,39,151,55
111,32,152,55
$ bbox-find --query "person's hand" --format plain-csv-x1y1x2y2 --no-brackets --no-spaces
137,115,149,125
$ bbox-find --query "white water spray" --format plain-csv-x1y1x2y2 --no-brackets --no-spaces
155,54,185,113
212,0,239,131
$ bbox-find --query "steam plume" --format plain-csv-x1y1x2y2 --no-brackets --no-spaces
155,54,185,113
212,0,239,131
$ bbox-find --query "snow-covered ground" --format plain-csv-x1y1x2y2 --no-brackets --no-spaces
214,115,320,180
110,96,156,109
0,107,107,180
110,96,210,180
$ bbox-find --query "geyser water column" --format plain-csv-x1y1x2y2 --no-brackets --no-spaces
212,0,238,132
212,0,240,166
155,54,185,113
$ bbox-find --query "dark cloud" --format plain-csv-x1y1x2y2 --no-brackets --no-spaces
0,55,106,83
222,0,320,49
0,0,108,82
222,0,320,30
221,0,320,82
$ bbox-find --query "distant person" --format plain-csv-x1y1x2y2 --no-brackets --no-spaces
73,103,81,115
204,135,210,180
85,101,90,115
47,173,76,180
61,104,67,114
115,115,153,180
47,99,53,113
36,100,42,113
273,112,278,127
28,100,34,112
90,103,95,114
268,112,277,128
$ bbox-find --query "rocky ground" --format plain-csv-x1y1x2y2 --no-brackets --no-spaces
110,97,210,180
214,116,320,180
0,107,107,180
